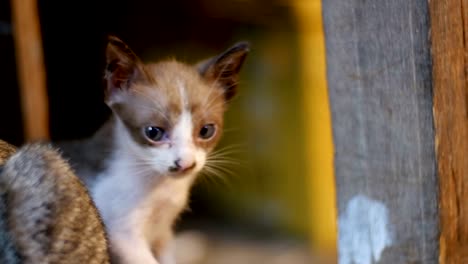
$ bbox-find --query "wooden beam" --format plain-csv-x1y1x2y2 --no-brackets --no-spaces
11,0,49,141
322,0,438,262
429,0,468,262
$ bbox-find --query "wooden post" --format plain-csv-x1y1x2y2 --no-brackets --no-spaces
322,0,438,263
11,0,49,141
429,0,468,263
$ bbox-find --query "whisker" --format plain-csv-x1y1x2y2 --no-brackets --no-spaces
208,151,244,158
208,58,234,93
132,104,171,124
199,166,233,188
123,166,156,178
203,89,225,111
206,156,242,163
198,171,229,188
132,89,164,108
203,163,238,178
204,80,242,110
209,144,246,155
201,75,222,110
206,161,243,168
202,58,240,112
209,152,244,158
131,90,171,124
125,161,164,168
222,127,241,134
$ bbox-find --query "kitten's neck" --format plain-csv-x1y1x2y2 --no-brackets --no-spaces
56,116,116,186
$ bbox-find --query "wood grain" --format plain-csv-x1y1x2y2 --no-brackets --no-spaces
322,0,438,262
11,0,49,140
429,0,468,263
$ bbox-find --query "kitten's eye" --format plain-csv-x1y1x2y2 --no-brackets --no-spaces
144,126,165,142
199,124,216,139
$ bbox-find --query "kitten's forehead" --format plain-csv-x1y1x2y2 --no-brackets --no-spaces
139,60,225,114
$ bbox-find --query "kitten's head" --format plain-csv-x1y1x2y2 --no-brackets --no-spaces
104,36,248,178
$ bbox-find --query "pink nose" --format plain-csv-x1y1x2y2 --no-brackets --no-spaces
169,158,196,173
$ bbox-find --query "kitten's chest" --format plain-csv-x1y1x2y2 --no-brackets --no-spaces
90,157,194,231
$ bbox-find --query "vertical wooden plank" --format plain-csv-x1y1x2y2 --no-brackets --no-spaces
429,0,468,263
322,0,438,263
292,0,337,252
11,0,49,140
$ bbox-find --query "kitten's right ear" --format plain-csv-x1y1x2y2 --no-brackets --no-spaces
104,36,142,103
197,42,249,101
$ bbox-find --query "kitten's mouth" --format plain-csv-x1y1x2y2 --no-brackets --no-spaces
168,162,197,176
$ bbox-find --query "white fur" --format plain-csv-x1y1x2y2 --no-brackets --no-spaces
177,80,188,108
92,118,160,263
92,110,205,264
170,111,195,170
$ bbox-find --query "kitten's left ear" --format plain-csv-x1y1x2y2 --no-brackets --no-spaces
104,36,144,104
197,42,250,101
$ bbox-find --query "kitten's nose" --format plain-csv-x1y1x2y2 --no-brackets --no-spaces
169,158,196,173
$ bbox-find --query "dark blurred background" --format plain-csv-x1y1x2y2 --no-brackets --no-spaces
0,0,336,262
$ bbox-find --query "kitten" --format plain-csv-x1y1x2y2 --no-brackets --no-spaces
58,36,249,263
0,140,110,263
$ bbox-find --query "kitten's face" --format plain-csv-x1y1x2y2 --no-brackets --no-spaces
110,62,225,176
104,37,248,177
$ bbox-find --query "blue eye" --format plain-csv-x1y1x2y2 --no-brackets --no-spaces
144,126,165,142
199,124,216,139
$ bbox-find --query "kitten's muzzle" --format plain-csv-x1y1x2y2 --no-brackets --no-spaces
169,159,196,173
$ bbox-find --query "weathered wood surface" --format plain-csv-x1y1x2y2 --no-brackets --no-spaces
429,0,468,263
322,1,438,263
11,0,49,140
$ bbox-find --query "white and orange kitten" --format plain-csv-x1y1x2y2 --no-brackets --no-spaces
58,36,249,264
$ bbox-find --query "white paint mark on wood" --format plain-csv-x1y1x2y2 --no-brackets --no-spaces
339,194,393,264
